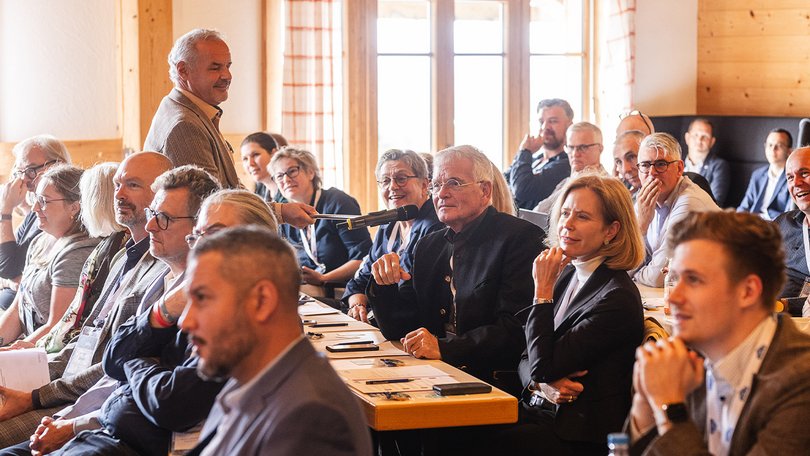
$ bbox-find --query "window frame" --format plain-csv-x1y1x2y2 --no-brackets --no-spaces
343,0,593,213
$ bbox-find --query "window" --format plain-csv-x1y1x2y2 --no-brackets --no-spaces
344,0,590,211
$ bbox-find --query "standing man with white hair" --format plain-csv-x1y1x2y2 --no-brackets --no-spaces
144,28,238,189
144,29,317,228
0,135,71,310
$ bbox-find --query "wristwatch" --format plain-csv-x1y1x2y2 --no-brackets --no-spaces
532,297,554,305
0,214,12,221
661,402,689,423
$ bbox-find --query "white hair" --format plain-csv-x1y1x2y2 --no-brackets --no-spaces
168,28,225,84
81,162,124,238
12,134,71,164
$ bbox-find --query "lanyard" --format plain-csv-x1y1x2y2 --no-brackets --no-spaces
386,221,411,255
299,189,325,270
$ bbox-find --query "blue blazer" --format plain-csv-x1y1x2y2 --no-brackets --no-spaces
737,165,791,220
342,199,444,302
686,151,731,206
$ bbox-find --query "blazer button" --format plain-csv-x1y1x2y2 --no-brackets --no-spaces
444,275,451,283
440,308,447,316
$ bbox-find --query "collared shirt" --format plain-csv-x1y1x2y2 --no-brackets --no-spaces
177,88,222,125
684,156,704,174
201,335,305,456
704,316,777,456
760,167,783,219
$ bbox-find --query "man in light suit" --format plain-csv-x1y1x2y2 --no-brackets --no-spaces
0,152,172,447
738,128,793,220
629,211,810,455
180,226,372,455
144,28,240,189
634,133,719,287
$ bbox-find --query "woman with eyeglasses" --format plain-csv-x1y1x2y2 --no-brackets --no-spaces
493,175,644,456
344,149,444,322
239,132,287,203
0,165,101,347
270,148,372,296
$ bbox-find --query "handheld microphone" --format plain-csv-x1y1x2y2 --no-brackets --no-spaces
337,205,419,230
799,118,810,148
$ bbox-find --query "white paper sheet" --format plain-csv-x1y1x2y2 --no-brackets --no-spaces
0,348,50,391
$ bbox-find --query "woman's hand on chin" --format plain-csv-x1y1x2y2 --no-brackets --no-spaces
532,247,570,299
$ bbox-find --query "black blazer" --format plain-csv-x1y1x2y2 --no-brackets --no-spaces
519,263,643,444
369,207,545,381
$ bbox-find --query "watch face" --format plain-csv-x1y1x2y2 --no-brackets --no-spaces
663,402,689,423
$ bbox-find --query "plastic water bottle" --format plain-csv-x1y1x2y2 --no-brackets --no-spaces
663,258,675,316
607,432,630,456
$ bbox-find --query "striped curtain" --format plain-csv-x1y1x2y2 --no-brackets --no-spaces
596,0,635,139
282,0,343,188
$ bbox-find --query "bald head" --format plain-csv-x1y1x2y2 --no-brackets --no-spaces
785,147,810,215
113,152,174,240
617,112,655,136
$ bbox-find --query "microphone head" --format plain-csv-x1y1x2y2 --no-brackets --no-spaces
396,205,419,221
799,118,810,148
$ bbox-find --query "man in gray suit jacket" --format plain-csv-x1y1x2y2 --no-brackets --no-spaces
629,211,810,455
144,28,239,189
181,226,372,456
0,152,173,446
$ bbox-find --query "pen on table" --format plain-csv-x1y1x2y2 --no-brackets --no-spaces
365,378,414,385
310,322,349,328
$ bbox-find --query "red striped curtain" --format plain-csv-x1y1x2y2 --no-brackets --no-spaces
282,0,343,188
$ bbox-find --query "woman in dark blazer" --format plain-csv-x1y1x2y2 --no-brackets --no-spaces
270,148,372,293
511,174,646,455
343,149,443,322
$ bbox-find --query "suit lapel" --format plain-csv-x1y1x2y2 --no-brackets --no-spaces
554,263,613,334
552,265,575,317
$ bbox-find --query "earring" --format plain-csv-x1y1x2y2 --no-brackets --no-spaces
603,239,610,246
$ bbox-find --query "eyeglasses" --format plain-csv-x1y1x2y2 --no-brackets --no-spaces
145,207,195,231
273,166,301,182
377,175,418,188
564,143,599,154
34,194,69,209
14,160,57,180
619,109,653,134
185,225,226,249
637,159,679,174
427,178,483,193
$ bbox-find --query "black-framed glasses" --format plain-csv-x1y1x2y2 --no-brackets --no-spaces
145,207,195,231
428,178,483,193
564,143,599,154
637,159,679,174
273,166,301,182
185,225,226,249
376,175,418,188
14,160,57,180
619,109,653,134
34,194,68,209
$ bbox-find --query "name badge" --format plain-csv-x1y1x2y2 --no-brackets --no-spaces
171,423,203,455
63,326,102,378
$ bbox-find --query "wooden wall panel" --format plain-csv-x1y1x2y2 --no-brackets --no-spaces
697,1,810,115
0,139,125,181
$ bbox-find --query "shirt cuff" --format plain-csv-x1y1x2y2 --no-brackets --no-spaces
32,388,42,409
72,411,102,433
